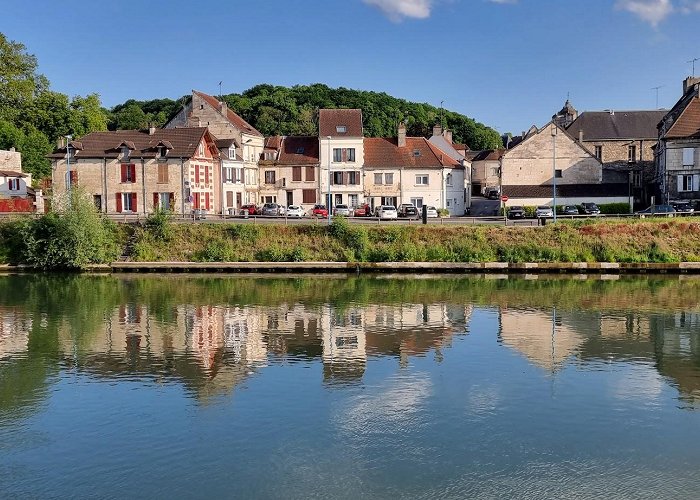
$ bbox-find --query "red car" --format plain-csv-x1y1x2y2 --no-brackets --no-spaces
353,203,372,217
240,203,259,215
311,204,329,217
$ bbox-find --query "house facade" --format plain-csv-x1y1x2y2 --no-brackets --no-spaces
656,77,700,204
363,124,466,215
166,90,263,210
49,128,219,215
216,138,247,213
470,149,504,196
0,148,42,212
318,109,365,208
258,136,319,207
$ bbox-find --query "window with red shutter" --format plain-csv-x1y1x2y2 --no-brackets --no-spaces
131,193,137,212
153,193,159,209
130,164,136,183
205,193,210,210
205,166,210,185
194,192,200,209
116,193,122,212
195,165,200,185
121,164,127,183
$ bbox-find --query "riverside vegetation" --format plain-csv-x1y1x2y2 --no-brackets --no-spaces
2,197,700,270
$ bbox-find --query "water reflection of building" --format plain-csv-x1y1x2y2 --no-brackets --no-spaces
0,307,31,358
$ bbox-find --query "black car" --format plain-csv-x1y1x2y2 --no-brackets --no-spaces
671,201,694,214
398,204,418,218
486,189,500,200
507,206,525,219
581,202,601,215
562,205,580,215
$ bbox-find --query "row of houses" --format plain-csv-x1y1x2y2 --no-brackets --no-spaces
2,77,697,215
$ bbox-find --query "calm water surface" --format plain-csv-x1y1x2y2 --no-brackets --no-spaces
1,275,700,499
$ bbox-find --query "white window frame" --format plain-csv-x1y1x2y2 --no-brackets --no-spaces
678,174,695,192
349,194,358,208
333,148,342,162
415,175,429,186
410,197,423,208
122,193,134,212
7,178,20,191
683,148,695,167
336,125,346,134
384,173,394,185
374,173,383,185
446,173,452,186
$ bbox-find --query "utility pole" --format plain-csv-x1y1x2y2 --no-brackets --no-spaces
688,57,700,77
652,85,663,109
218,81,223,100
440,100,444,128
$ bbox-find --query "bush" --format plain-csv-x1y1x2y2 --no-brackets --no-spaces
197,240,234,262
437,208,450,217
144,208,172,241
227,224,262,243
598,203,632,215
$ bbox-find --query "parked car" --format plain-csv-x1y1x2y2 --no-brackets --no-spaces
286,205,305,217
261,203,281,216
635,205,676,217
486,189,500,200
507,206,525,219
310,204,329,217
581,202,601,215
425,206,439,218
398,203,419,218
240,203,258,215
353,203,372,217
562,205,580,215
377,205,398,220
671,201,694,214
192,209,206,220
333,204,351,216
535,205,554,218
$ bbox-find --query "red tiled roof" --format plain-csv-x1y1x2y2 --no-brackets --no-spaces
279,136,319,165
364,137,461,168
666,98,700,139
265,136,283,150
319,109,363,137
47,128,211,159
193,90,263,137
0,170,27,178
471,149,505,161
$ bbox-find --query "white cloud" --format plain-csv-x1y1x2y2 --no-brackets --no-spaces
615,0,674,26
363,0,434,21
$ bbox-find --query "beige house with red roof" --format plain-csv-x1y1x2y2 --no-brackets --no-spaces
319,109,365,209
364,123,466,215
657,77,700,203
259,136,319,207
49,127,218,215
166,90,263,210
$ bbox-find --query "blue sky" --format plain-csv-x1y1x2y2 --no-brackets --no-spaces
3,0,699,134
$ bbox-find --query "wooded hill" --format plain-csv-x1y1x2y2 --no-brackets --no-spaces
110,84,503,151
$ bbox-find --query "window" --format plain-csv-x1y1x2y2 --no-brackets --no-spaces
303,189,316,204
224,167,233,183
292,166,302,181
415,175,429,185
93,195,102,210
446,199,451,207
264,171,276,184
333,148,342,162
69,171,78,187
446,173,452,186
7,178,20,191
349,194,358,207
628,145,637,163
594,145,603,160
347,148,356,162
349,171,359,185
235,168,243,183
333,171,344,184
198,143,205,157
413,149,421,157
335,194,343,205
121,146,130,159
121,163,136,183
555,169,563,178
632,171,642,187
117,192,137,212
374,173,383,185
384,173,394,185
158,164,168,184
154,192,173,211
229,147,236,159
678,174,697,192
296,147,305,154
305,166,315,181
336,125,346,134
683,148,695,167
410,197,423,208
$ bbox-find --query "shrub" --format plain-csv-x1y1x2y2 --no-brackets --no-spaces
437,208,450,217
328,216,350,239
144,208,172,241
598,203,632,215
227,224,262,243
197,240,234,262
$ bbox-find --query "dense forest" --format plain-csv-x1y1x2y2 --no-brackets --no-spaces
111,84,503,151
0,31,501,184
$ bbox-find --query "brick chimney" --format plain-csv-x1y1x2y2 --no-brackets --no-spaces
148,123,156,135
398,122,406,147
683,76,700,95
578,130,584,142
219,100,227,114
432,124,442,137
444,130,453,143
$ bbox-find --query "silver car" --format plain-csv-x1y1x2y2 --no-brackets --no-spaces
535,205,554,218
377,205,398,220
333,204,351,216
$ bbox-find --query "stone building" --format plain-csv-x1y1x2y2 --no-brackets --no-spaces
258,136,320,207
166,90,263,209
565,105,666,208
656,77,700,204
0,148,44,212
49,127,218,215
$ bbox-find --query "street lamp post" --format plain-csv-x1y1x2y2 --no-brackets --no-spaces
327,136,332,224
551,125,557,223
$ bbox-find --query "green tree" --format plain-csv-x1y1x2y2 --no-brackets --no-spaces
114,102,148,130
0,33,48,122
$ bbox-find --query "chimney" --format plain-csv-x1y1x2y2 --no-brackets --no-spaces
398,122,406,147
578,130,584,142
683,76,700,95
148,123,156,135
444,130,453,143
432,123,442,137
521,131,526,139
219,101,227,114
9,147,15,152
57,137,65,149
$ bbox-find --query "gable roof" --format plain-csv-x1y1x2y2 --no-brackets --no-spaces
428,135,466,162
48,128,212,159
471,149,504,161
364,137,461,168
664,98,700,139
319,109,363,137
278,136,319,165
192,90,263,137
566,110,667,141
504,121,599,163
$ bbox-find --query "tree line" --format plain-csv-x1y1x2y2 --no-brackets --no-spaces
0,32,501,184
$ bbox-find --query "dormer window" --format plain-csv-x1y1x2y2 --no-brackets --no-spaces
229,146,236,159
296,147,305,154
413,149,421,157
157,146,167,158
121,146,130,159
198,143,205,156
336,125,346,134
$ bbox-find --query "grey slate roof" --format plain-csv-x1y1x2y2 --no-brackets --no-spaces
566,110,667,141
